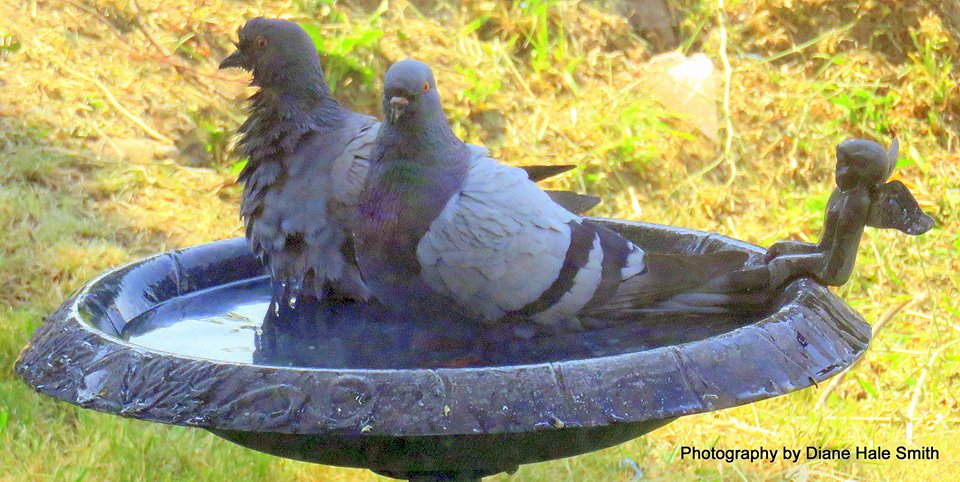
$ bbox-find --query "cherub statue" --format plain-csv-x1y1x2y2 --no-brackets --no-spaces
765,138,934,287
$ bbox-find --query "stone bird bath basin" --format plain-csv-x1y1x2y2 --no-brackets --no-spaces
16,220,871,481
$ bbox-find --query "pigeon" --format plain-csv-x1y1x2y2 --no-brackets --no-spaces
218,18,598,307
355,59,766,328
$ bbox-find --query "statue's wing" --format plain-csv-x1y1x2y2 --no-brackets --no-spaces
867,180,934,235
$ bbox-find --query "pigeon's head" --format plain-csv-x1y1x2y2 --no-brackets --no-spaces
834,138,898,191
219,18,322,84
382,59,440,124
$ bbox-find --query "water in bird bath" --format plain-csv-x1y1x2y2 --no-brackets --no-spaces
122,276,763,369
122,279,268,364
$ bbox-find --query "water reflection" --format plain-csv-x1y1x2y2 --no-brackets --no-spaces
123,278,759,369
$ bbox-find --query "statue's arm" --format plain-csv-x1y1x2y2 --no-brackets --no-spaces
764,240,819,262
763,188,870,287
765,189,843,261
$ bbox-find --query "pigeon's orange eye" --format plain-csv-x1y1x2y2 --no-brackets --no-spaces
257,37,269,49
422,82,430,93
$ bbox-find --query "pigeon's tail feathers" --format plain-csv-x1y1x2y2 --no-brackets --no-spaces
521,164,577,182
544,190,601,214
602,291,773,318
585,250,768,318
702,264,773,293
635,250,751,298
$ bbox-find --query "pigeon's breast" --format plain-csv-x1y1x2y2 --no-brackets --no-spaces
355,157,469,312
240,116,372,283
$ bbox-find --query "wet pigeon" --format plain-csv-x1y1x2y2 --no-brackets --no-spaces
356,59,762,328
219,18,596,306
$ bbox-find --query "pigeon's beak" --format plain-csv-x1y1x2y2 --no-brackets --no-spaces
389,96,409,123
219,49,247,70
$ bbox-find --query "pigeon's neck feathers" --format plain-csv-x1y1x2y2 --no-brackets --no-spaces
252,60,341,122
234,67,349,187
380,96,463,166
249,83,343,127
253,55,328,93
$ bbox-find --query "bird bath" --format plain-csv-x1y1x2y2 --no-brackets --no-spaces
16,219,870,481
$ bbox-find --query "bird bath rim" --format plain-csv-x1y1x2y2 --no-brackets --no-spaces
16,218,871,441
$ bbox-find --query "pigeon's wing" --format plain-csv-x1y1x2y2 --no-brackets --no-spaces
464,144,576,183
464,144,598,214
417,154,578,322
520,164,577,182
544,190,601,215
327,119,379,228
867,180,934,235
416,153,648,325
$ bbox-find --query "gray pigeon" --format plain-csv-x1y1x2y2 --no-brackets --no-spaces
356,59,764,327
219,18,597,306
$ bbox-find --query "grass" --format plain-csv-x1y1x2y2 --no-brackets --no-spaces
1,0,957,480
